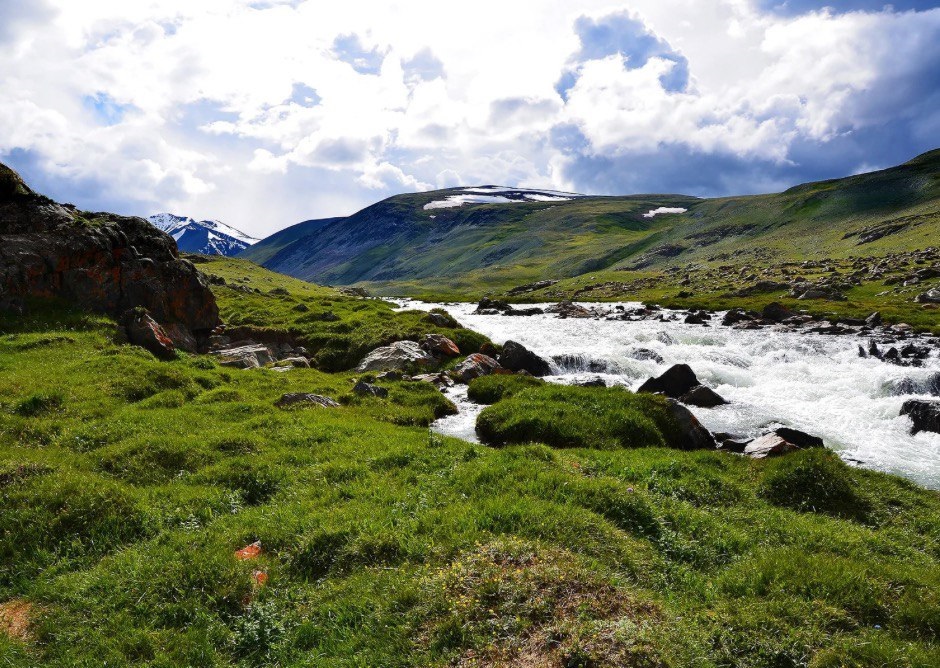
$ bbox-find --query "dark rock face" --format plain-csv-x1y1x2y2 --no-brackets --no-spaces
497,340,552,377
773,427,824,449
421,333,461,358
637,364,700,398
742,427,825,458
900,400,940,435
761,302,796,323
0,163,219,344
664,399,717,450
679,385,728,408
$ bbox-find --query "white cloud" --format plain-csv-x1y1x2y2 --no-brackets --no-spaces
0,1,937,237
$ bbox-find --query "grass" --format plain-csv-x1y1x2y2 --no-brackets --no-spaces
0,262,939,666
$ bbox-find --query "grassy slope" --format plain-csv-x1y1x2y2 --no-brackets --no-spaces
1,261,939,666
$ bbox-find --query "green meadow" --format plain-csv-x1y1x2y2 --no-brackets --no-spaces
1,258,939,666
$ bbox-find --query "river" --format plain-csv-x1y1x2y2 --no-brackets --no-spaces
396,300,940,489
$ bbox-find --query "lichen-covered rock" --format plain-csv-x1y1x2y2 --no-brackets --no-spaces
421,333,461,358
275,393,340,409
122,308,177,360
453,353,502,383
356,341,435,372
0,162,219,345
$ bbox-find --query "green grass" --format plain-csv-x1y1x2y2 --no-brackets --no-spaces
1,263,939,666
466,374,545,404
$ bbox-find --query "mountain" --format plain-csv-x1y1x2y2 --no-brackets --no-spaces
148,213,259,256
238,216,345,266
247,151,940,296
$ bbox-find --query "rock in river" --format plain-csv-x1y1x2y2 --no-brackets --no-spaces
637,364,700,398
900,400,940,435
453,353,502,383
679,385,728,408
497,340,552,377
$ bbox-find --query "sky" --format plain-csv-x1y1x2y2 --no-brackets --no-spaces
1,0,939,237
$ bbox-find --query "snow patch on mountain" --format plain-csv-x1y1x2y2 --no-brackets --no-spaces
643,207,688,218
423,186,584,210
148,213,259,256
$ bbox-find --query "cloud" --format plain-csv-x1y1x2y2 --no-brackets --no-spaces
557,11,690,100
756,1,939,16
0,0,937,239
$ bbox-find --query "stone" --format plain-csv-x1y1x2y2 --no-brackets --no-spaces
914,288,940,304
353,381,389,398
275,393,340,409
575,378,607,387
664,399,717,450
545,301,593,318
356,340,435,372
453,353,502,383
900,400,940,435
163,322,198,353
425,311,456,328
865,312,882,327
761,302,796,323
412,372,454,389
473,298,513,314
744,434,800,459
122,309,176,360
497,340,552,377
679,385,728,408
0,163,219,341
376,371,403,381
277,357,311,368
637,364,700,399
628,348,664,364
773,427,824,449
213,344,274,369
421,333,461,358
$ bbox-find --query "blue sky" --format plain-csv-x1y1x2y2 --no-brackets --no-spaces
1,0,939,236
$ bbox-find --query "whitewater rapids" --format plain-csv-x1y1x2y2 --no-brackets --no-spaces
399,300,940,489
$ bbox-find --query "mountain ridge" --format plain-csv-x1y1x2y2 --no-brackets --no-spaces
149,213,258,256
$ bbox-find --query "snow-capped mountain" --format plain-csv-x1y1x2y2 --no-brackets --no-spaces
148,213,259,256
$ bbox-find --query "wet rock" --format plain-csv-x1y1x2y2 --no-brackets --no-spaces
888,373,940,397
900,400,940,435
717,437,752,453
545,301,593,318
421,333,461,358
722,308,755,326
353,381,389,398
473,298,513,315
665,399,717,450
761,302,796,323
637,364,700,399
628,348,664,364
122,309,176,360
275,393,340,409
453,353,502,383
497,340,552,377
356,341,435,372
679,385,728,408
504,307,545,316
773,427,824,449
684,311,710,325
575,378,606,387
865,312,882,327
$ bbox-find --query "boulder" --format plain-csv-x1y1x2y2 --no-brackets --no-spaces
412,372,454,389
743,427,824,458
356,341,435,372
665,399,717,450
761,302,796,323
679,385,728,408
914,288,940,304
163,322,198,353
473,298,512,314
421,333,461,358
637,364,700,399
900,400,940,435
743,434,800,459
628,348,664,364
0,163,219,340
275,393,340,409
497,340,552,377
865,312,882,327
453,353,502,383
122,309,176,360
353,381,389,398
545,301,593,318
721,309,755,326
575,377,607,387
213,344,274,369
376,370,404,382
277,357,311,368
425,311,457,328
503,307,545,316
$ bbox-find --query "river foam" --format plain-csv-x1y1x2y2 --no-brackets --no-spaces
400,300,940,489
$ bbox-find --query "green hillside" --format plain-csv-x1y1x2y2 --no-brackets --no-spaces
246,150,940,314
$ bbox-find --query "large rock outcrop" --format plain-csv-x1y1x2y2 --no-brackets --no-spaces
0,163,219,344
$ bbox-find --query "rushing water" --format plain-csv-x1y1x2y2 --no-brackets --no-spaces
398,300,940,489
